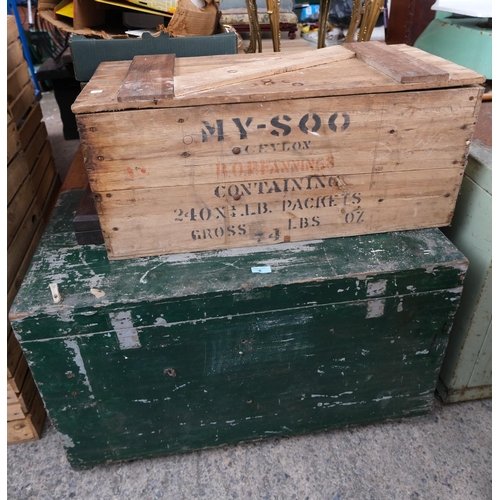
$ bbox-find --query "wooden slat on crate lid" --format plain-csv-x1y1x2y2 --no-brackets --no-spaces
174,45,355,97
116,54,175,103
344,41,449,83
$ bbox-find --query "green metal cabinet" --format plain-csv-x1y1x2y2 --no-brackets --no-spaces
9,190,468,469
438,141,492,402
414,11,492,80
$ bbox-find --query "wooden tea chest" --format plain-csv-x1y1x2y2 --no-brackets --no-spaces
9,190,468,469
71,42,485,260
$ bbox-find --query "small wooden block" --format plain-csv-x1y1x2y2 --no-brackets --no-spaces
117,54,175,103
344,41,449,84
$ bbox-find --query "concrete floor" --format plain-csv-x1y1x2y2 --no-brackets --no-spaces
7,398,493,500
7,85,492,499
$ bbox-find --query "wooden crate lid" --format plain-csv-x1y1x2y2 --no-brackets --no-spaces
71,42,485,114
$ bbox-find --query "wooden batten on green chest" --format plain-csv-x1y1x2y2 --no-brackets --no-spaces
71,42,485,260
10,190,468,469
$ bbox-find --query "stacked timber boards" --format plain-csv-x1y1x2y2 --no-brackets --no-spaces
9,190,468,468
71,42,485,260
7,14,60,443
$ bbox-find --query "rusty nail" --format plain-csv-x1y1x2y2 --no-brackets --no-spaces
232,147,241,155
233,194,241,201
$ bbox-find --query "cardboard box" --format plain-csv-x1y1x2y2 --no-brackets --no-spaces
71,42,485,260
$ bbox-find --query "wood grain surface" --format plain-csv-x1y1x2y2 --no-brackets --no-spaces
117,54,175,103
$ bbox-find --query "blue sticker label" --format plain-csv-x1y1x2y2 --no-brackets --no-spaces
251,266,272,274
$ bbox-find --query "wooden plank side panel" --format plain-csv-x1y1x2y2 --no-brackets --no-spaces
30,140,53,193
36,158,60,220
7,39,25,76
7,354,29,393
18,102,43,150
9,81,36,125
7,382,18,404
6,369,36,414
7,119,21,164
7,63,32,105
16,371,38,414
7,174,37,248
7,15,19,46
80,87,479,192
7,200,44,291
8,151,30,205
7,326,25,381
40,164,62,221
25,122,49,173
97,166,464,259
7,221,46,312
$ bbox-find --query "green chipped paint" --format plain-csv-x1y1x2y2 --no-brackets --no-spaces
438,141,492,402
10,190,468,469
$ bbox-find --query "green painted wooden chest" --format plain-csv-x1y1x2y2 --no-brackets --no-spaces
9,190,468,469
